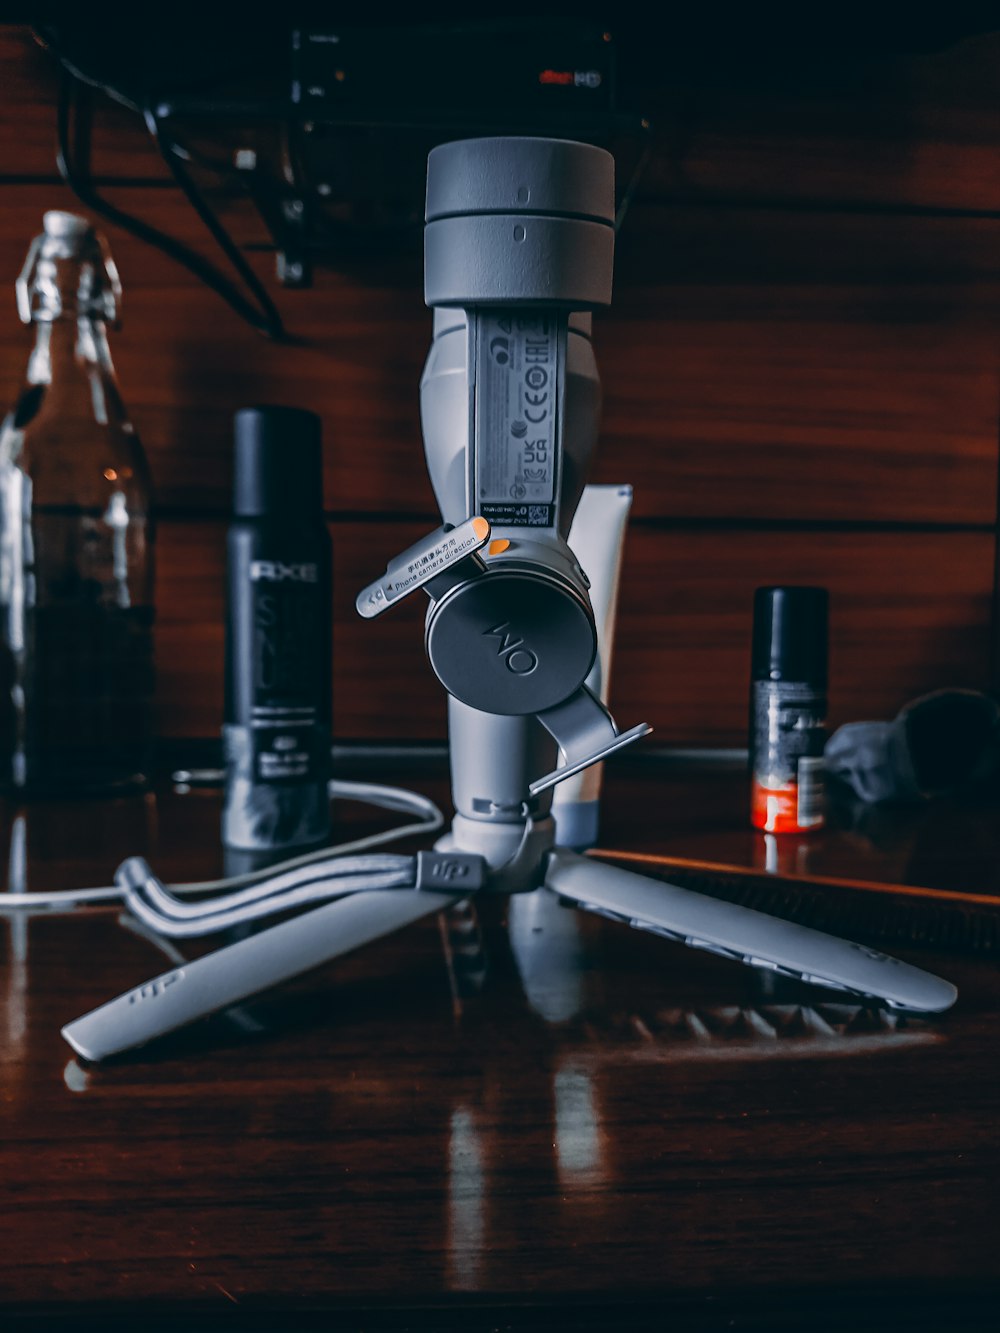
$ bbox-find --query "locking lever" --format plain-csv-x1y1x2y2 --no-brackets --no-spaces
355,516,491,619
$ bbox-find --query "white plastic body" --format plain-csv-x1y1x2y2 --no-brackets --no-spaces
552,484,633,847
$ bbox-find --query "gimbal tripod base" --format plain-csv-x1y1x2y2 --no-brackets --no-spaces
61,809,957,1064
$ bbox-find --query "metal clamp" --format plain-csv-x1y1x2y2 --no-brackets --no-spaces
530,685,652,797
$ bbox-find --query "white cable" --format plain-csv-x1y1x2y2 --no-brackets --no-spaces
140,854,413,921
0,778,445,915
123,864,417,938
129,854,415,937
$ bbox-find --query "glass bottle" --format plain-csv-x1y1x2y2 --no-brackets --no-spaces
0,211,155,794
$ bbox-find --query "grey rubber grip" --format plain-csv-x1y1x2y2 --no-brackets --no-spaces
425,214,613,308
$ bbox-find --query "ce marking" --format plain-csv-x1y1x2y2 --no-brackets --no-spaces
524,392,547,423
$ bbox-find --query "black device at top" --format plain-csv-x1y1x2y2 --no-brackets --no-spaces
751,585,829,686
233,405,323,517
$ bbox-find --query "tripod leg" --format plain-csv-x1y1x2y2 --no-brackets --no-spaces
544,849,957,1013
62,890,457,1062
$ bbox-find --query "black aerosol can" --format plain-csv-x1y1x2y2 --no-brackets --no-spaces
223,406,332,851
749,585,828,834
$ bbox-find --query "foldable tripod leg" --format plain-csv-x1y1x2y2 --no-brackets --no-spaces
62,890,457,1062
544,849,957,1013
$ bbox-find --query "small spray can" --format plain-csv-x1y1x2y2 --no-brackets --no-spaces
749,586,828,833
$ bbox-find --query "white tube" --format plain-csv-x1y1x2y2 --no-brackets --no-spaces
553,483,633,848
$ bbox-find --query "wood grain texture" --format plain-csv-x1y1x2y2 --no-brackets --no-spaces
0,761,998,1327
155,520,995,744
0,186,997,524
604,204,1000,525
642,31,1000,211
0,29,166,182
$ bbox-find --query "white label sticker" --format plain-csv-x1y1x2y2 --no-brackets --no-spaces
474,312,562,527
796,755,826,828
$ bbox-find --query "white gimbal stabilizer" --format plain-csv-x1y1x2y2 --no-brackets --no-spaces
62,138,955,1061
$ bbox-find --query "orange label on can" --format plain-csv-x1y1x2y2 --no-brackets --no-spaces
752,779,804,833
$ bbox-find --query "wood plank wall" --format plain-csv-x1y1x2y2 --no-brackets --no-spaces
0,26,998,746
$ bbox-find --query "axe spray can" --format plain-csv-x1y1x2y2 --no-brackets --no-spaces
222,406,332,851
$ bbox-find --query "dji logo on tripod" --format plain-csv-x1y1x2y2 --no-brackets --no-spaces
438,860,470,882
484,622,538,675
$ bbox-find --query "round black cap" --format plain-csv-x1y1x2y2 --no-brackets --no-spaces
752,586,829,685
233,406,323,517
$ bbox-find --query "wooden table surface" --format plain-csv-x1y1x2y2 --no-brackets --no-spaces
1,754,998,1330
